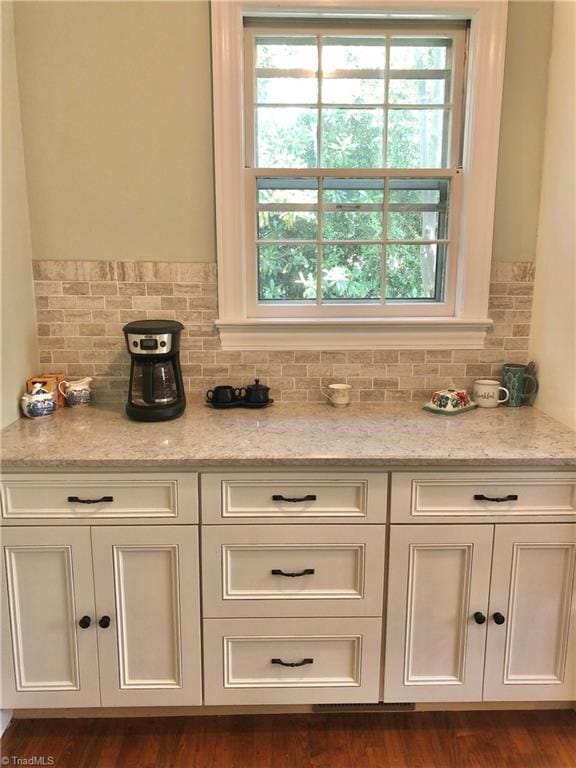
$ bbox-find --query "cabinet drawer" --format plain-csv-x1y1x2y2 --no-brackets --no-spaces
203,617,381,704
202,525,386,618
391,472,576,523
201,472,387,524
0,473,198,524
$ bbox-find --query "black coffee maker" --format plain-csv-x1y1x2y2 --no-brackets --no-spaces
123,320,186,421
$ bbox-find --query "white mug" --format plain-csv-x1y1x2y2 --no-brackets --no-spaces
472,378,509,408
321,383,352,408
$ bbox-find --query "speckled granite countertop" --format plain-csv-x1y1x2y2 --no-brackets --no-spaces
1,402,575,471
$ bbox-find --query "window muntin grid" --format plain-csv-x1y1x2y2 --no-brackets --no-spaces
256,176,450,304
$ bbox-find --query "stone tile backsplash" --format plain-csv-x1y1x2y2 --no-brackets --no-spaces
33,260,535,403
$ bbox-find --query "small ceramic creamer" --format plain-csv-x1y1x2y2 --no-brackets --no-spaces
21,383,57,419
58,377,93,406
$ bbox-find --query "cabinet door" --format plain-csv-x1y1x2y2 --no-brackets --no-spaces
91,526,202,706
384,525,493,702
484,523,576,701
1,527,100,708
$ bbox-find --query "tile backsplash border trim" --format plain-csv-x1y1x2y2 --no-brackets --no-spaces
32,260,535,404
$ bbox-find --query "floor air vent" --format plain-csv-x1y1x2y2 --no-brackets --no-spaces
313,702,415,713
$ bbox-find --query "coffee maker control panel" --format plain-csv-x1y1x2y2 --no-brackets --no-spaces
126,333,172,355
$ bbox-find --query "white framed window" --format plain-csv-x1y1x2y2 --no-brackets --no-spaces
211,1,508,350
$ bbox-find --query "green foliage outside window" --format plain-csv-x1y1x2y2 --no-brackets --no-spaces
254,36,451,304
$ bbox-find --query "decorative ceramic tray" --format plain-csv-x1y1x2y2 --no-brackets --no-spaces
422,402,478,416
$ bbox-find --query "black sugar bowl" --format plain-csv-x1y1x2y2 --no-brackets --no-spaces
243,378,272,406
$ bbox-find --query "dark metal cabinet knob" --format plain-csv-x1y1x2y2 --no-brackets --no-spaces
493,612,506,625
78,616,91,629
473,612,486,625
98,615,111,629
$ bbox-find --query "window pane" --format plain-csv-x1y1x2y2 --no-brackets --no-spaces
322,37,386,71
258,245,317,301
322,108,383,167
386,243,439,299
324,177,384,204
257,107,318,167
256,37,318,70
388,78,446,105
322,77,383,105
258,177,318,205
322,245,382,300
389,39,448,69
257,77,318,104
389,178,448,204
258,211,317,240
388,210,439,241
387,109,448,168
324,211,382,240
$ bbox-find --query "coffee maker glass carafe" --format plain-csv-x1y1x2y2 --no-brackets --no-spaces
130,360,179,406
123,319,186,421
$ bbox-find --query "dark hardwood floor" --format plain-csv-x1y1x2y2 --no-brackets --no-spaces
1,710,575,768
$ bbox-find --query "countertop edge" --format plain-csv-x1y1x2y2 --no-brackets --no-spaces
2,458,576,472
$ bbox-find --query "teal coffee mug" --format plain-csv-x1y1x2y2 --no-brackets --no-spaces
502,364,538,407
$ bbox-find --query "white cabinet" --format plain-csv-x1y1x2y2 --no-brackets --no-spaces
384,524,493,702
1,527,100,708
201,471,388,524
1,524,202,708
200,470,388,705
202,524,386,618
1,472,198,525
483,524,576,701
384,523,576,703
92,526,202,707
203,617,382,705
390,471,576,524
3,467,575,711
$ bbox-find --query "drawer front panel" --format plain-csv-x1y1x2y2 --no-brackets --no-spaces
203,617,382,704
1,473,198,524
391,472,576,523
201,472,387,524
202,525,386,617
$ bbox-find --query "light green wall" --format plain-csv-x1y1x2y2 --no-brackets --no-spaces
492,1,554,262
13,1,215,263
530,0,575,429
1,2,39,428
12,1,552,264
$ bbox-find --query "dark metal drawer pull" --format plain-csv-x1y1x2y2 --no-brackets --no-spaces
473,494,518,503
272,494,317,503
271,568,315,578
271,657,314,668
67,496,114,504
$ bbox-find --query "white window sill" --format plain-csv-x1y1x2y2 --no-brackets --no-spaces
215,317,493,351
